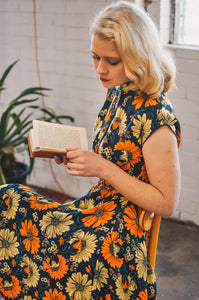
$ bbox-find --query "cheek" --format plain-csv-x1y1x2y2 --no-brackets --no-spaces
114,66,127,79
118,66,128,80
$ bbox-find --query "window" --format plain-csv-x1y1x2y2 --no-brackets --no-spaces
171,0,199,46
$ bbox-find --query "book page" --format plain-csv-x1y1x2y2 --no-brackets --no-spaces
32,120,88,151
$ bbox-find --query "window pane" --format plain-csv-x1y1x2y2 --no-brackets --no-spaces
175,0,199,46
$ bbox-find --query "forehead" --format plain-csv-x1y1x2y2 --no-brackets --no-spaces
91,34,120,58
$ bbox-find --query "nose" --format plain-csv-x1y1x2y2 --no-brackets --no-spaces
96,59,108,75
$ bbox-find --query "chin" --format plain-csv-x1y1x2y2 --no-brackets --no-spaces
101,81,115,89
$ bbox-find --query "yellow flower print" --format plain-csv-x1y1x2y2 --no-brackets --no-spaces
2,188,20,220
79,198,95,210
0,275,21,299
122,82,134,93
43,254,68,280
147,263,156,285
119,196,129,206
24,297,37,300
131,114,152,145
157,107,177,133
21,255,40,288
93,117,103,140
39,211,74,238
69,230,97,263
93,260,109,291
0,229,19,260
135,242,148,281
115,275,137,300
101,231,124,268
111,107,127,135
65,272,93,300
19,219,40,254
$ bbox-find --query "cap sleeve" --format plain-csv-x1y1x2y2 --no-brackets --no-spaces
131,96,181,148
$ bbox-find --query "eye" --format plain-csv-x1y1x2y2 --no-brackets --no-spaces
107,59,122,66
109,61,121,66
91,53,100,60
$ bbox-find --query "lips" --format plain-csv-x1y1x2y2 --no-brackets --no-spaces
100,77,110,82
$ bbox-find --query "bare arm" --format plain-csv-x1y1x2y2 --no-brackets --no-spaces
98,126,181,217
55,126,181,217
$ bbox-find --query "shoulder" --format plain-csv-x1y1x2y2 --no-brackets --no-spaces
130,92,181,147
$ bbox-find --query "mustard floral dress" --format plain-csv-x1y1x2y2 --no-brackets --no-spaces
0,82,180,300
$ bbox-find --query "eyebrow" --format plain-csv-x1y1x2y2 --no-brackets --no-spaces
91,51,121,60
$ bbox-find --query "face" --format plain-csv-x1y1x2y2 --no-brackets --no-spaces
91,34,129,88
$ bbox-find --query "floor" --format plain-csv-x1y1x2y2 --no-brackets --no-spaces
156,218,199,300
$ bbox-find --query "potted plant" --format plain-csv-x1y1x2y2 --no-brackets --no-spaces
0,60,74,185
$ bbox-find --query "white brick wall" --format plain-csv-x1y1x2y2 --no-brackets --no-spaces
0,0,199,225
149,1,199,225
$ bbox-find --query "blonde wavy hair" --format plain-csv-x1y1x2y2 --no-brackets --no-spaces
90,1,176,98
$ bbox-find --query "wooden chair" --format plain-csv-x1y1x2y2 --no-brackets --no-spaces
139,211,161,269
147,215,162,269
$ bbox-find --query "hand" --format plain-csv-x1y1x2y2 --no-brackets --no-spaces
65,149,108,178
54,148,79,165
54,154,68,165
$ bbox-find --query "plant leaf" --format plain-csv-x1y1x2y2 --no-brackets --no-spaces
0,59,19,89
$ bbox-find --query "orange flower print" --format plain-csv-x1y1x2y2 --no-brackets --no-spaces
59,236,65,246
29,195,59,211
104,110,113,125
18,184,31,191
177,129,181,148
100,182,119,198
132,90,160,109
101,231,124,268
19,219,40,254
0,275,21,299
35,291,39,298
114,140,142,170
42,288,66,300
82,201,116,228
124,206,143,238
86,265,91,273
139,165,149,182
43,254,68,280
137,288,148,300
11,259,16,267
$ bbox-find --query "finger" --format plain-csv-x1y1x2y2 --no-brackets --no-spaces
67,150,82,159
63,154,69,165
54,155,63,164
65,147,80,153
67,162,82,171
66,166,81,176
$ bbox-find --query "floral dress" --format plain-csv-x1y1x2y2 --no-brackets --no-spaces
0,82,180,300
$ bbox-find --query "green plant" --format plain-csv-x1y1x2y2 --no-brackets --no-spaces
0,60,74,185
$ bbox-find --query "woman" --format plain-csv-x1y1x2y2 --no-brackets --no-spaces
0,1,180,299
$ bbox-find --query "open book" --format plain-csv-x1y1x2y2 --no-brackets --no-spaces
28,120,88,158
